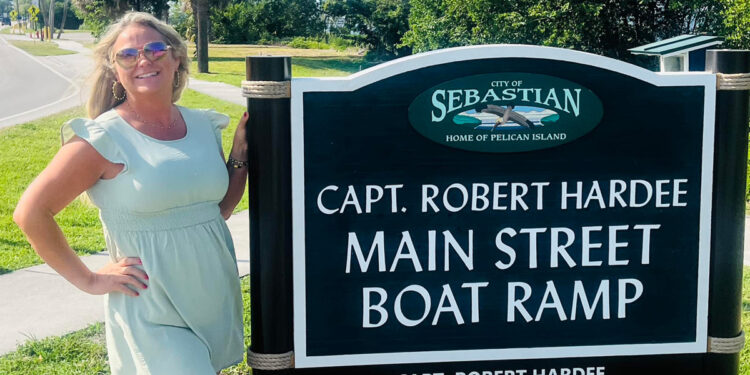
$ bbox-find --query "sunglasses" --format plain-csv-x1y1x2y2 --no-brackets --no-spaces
113,41,172,69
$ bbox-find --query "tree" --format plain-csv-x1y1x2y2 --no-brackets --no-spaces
209,0,323,44
190,0,209,72
72,0,109,37
169,0,194,39
72,0,171,38
48,0,55,38
722,0,750,48
38,0,48,36
323,0,410,57
402,0,726,63
210,1,259,43
57,0,68,38
0,0,12,15
259,0,322,38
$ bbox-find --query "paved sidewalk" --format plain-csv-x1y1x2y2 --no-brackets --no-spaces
0,210,249,355
188,78,244,106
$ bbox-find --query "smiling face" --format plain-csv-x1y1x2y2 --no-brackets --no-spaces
111,24,180,101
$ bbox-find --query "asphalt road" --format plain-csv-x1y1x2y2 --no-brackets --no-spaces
0,35,74,124
0,32,94,128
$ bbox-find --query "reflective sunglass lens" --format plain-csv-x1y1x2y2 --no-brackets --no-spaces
145,42,168,52
117,49,139,59
116,49,139,67
144,42,168,60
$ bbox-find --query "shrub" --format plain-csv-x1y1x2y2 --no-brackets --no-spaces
72,0,110,39
286,36,356,51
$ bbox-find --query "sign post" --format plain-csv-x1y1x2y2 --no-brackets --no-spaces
705,49,750,374
245,45,749,375
245,56,294,374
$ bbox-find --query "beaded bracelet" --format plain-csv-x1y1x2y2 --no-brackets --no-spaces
228,156,249,169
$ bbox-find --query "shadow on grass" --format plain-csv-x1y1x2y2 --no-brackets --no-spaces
0,267,12,275
743,300,750,312
292,57,376,73
0,237,28,248
209,57,245,62
70,246,105,256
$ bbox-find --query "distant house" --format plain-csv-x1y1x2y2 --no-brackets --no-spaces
629,35,723,72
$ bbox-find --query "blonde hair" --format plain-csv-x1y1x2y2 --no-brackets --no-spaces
87,12,190,119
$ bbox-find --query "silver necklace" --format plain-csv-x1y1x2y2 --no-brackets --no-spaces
125,101,177,129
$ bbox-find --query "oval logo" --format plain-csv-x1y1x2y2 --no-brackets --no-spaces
408,73,603,152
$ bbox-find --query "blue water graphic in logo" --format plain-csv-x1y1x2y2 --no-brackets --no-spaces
453,106,560,131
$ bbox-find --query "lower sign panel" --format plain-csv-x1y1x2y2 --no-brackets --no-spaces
290,355,717,375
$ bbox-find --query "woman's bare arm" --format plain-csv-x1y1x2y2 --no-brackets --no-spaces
219,112,249,220
13,137,147,296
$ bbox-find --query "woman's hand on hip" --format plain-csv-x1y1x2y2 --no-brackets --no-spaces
83,257,149,297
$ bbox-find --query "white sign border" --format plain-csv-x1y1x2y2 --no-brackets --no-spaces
291,44,716,369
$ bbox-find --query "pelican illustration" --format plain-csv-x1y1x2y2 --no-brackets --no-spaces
481,104,535,131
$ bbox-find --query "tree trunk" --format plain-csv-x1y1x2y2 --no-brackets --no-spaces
193,0,209,73
56,0,67,39
48,0,54,40
38,0,47,39
162,2,169,22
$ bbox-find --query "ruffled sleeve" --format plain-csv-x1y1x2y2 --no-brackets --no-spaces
60,118,127,171
202,109,230,152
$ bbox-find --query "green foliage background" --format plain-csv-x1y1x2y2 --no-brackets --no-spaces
723,0,750,48
210,0,323,44
323,0,411,57
401,0,740,62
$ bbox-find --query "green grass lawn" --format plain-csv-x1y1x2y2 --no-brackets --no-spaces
0,89,246,275
0,276,252,374
0,27,24,35
61,29,91,34
188,44,378,86
9,40,76,56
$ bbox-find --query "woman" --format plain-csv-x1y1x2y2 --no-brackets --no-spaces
13,12,247,374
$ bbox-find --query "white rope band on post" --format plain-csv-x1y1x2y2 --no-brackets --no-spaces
708,331,745,353
717,73,750,91
246,350,294,370
241,80,291,99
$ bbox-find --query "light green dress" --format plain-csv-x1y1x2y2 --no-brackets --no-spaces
61,106,244,374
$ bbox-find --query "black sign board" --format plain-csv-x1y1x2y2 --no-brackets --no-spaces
288,46,717,373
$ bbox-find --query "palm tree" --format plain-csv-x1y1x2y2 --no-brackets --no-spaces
190,0,209,73
56,0,68,39
47,0,54,40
